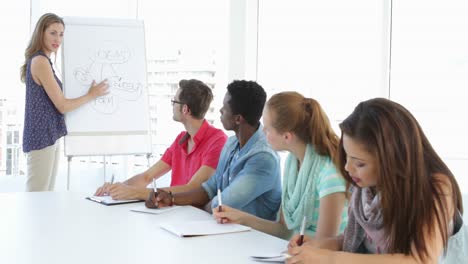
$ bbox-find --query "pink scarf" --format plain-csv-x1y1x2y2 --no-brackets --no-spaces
343,187,389,253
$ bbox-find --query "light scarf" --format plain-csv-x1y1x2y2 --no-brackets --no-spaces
343,187,387,253
282,144,332,234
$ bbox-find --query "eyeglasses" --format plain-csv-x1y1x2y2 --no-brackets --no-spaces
171,99,184,105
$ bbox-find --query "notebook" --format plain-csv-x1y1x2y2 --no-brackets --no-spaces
249,252,291,263
130,205,180,215
160,220,251,237
86,195,143,206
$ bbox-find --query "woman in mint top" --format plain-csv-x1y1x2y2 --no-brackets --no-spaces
214,92,347,240
20,13,108,191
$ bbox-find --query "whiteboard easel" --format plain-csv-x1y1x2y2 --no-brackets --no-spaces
61,17,151,190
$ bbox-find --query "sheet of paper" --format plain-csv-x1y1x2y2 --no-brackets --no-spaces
250,252,291,263
130,205,180,215
86,195,142,205
160,220,251,237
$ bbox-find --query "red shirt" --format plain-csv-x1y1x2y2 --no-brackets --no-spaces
161,120,227,186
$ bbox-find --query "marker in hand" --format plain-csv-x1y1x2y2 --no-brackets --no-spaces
298,215,307,246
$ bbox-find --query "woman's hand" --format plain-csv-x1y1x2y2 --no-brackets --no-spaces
94,182,111,196
288,234,343,251
87,79,109,98
213,204,249,225
288,234,314,248
287,244,336,264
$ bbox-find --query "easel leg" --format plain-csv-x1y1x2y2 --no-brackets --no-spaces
103,156,106,183
67,156,72,191
146,153,151,168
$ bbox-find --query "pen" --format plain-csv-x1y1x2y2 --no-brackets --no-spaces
152,178,157,193
298,215,307,246
103,174,115,196
150,178,159,208
217,189,223,212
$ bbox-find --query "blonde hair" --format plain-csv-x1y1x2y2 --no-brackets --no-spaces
20,13,64,82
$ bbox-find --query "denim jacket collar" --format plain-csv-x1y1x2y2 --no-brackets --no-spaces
238,124,263,155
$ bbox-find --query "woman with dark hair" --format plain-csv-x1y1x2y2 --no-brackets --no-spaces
287,98,467,263
21,13,108,191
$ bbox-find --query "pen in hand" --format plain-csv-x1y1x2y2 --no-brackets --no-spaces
103,173,115,196
152,178,158,203
298,215,307,246
217,189,223,212
217,189,228,224
152,178,157,193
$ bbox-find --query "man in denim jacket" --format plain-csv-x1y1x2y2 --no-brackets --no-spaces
148,80,281,221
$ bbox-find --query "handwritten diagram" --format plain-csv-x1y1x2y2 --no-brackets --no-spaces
73,41,143,114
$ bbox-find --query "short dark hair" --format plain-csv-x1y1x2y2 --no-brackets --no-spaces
227,80,266,126
178,79,213,119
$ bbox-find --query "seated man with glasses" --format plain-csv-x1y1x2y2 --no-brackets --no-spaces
94,79,227,200
147,80,282,221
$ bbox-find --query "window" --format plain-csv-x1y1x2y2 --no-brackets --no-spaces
0,0,29,181
37,0,136,19
257,0,468,195
391,0,468,194
6,149,12,175
257,0,390,176
6,132,12,145
138,0,229,154
258,0,389,130
14,131,19,144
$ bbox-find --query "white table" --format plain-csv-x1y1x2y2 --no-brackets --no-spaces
0,192,288,264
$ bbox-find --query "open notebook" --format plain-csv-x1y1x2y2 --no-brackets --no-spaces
160,220,251,237
86,195,142,206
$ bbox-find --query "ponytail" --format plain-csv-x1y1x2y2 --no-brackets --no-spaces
267,92,339,165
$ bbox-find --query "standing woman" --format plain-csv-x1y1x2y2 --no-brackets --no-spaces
287,98,467,263
214,91,348,240
20,13,108,191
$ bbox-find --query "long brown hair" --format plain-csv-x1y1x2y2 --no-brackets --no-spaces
266,91,339,165
338,98,463,260
20,13,64,83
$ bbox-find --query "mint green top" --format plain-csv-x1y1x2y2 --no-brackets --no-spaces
281,144,348,238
